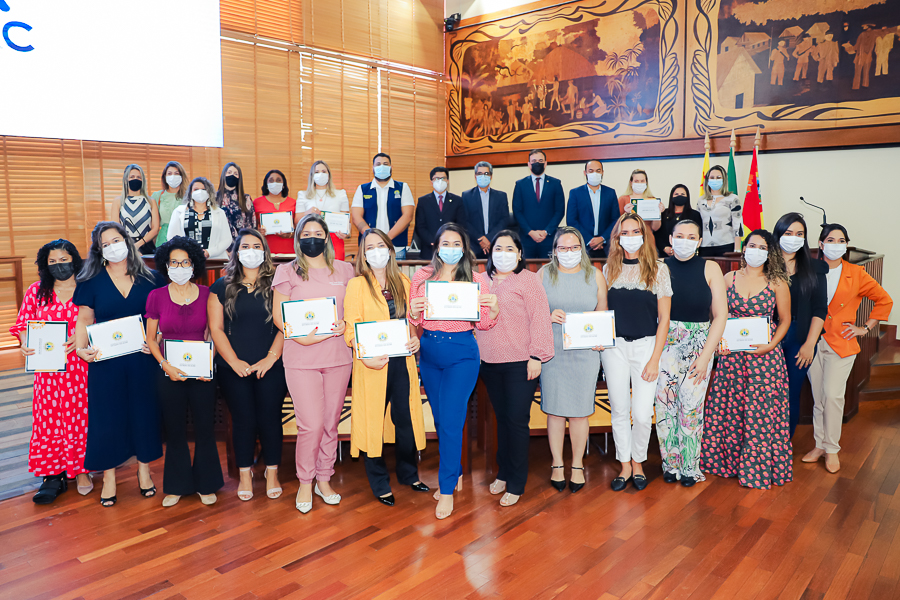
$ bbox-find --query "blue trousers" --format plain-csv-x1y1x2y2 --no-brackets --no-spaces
419,331,481,494
781,322,816,438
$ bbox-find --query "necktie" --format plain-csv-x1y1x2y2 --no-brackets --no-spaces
438,194,444,211
535,177,541,203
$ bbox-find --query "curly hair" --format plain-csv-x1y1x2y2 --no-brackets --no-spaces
35,239,83,306
154,236,207,282
741,229,790,284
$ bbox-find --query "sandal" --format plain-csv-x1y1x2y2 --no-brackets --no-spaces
489,480,507,495
265,466,283,499
499,492,519,507
33,475,67,505
238,467,253,501
100,495,117,507
138,468,156,498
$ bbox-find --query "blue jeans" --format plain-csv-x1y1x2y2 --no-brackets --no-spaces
781,322,816,438
419,330,480,494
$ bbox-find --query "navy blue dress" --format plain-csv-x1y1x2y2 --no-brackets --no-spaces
73,269,166,471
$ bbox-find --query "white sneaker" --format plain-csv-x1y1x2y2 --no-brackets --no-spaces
314,483,341,505
296,488,312,513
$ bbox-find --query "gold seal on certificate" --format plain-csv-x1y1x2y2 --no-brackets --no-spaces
282,297,338,338
634,199,661,221
322,211,351,235
354,319,411,359
164,340,213,378
424,281,481,321
25,321,68,372
563,311,616,350
260,211,294,234
721,317,770,352
86,315,146,361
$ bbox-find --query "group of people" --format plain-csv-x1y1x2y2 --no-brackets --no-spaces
12,152,893,522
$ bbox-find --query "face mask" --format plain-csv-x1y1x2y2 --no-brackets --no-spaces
619,235,644,253
224,174,239,189
299,237,326,258
632,182,647,194
192,189,209,204
432,179,448,194
557,249,582,269
365,248,390,269
530,162,545,176
821,243,847,261
238,248,265,269
476,174,491,188
779,236,805,254
586,172,602,186
48,262,74,281
672,238,699,259
672,194,688,206
313,172,329,186
744,247,768,268
708,178,724,191
439,247,464,265
373,165,392,180
102,241,129,263
167,266,193,285
267,182,283,195
127,179,143,193
165,174,182,189
492,251,519,273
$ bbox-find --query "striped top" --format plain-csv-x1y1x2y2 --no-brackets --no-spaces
408,267,498,333
120,196,152,242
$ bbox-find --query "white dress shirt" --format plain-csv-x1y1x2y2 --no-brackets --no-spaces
587,185,602,236
479,188,491,235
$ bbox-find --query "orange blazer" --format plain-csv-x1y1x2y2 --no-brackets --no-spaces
822,260,893,358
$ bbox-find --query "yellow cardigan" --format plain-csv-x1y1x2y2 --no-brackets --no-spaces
343,274,426,458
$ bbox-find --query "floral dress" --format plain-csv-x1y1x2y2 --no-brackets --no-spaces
219,189,255,240
701,283,792,489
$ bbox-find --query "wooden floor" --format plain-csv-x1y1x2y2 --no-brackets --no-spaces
1,400,900,600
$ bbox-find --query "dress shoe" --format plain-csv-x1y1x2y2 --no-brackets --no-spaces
680,476,697,488
663,471,678,484
377,494,395,506
632,474,649,491
33,474,67,505
162,495,181,507
569,466,585,493
825,453,841,473
550,465,566,491
410,482,430,493
314,483,341,505
802,448,825,463
610,476,631,492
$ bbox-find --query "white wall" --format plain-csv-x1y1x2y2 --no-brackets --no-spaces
445,0,526,20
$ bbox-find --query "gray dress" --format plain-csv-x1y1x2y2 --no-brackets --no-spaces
540,268,601,418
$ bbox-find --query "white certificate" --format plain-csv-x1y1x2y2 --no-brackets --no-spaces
282,297,338,338
425,281,481,321
260,211,294,234
721,317,770,352
563,311,616,350
354,319,411,359
87,315,146,361
635,199,661,221
164,340,213,379
322,211,351,235
25,321,68,372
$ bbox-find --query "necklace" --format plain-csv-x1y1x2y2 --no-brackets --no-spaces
171,283,196,305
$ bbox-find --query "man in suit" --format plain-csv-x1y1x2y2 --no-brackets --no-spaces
414,166,467,260
512,149,565,259
566,159,620,258
461,161,510,259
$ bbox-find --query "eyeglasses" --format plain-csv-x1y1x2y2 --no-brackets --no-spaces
168,259,193,268
557,245,582,253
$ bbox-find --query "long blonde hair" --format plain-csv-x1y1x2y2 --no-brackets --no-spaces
354,229,408,318
624,169,654,198
160,161,188,199
702,164,729,202
112,164,151,217
545,226,594,285
605,213,659,289
303,160,337,200
293,213,335,280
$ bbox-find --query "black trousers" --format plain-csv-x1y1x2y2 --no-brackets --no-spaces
363,356,419,497
217,358,287,469
480,360,539,496
158,372,224,496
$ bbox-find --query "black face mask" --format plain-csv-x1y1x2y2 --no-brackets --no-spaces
128,179,143,192
48,263,75,281
299,237,326,258
225,174,240,188
530,162,545,176
672,195,688,206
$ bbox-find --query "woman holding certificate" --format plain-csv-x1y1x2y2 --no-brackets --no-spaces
146,237,223,507
803,224,893,474
297,161,351,261
408,223,500,520
602,214,671,492
254,169,297,255
701,230,792,489
73,222,167,507
11,239,90,504
273,214,354,514
478,230,554,506
209,229,287,502
343,229,429,506
617,169,664,232
166,177,233,260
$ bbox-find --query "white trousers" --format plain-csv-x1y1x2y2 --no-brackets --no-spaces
807,338,856,454
601,337,658,462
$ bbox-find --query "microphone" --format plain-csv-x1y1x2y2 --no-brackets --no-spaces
800,196,827,227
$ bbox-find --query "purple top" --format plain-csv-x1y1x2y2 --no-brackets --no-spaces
146,285,211,357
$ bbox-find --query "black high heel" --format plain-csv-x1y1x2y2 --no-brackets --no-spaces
569,467,585,493
550,465,566,491
33,474,67,505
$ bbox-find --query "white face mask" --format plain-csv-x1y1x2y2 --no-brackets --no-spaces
492,251,519,273
102,241,129,263
167,266,193,285
619,235,644,253
165,174,182,189
313,172,329,187
557,249,582,269
267,182,283,195
744,247,768,268
433,179,448,194
192,189,209,204
365,247,391,269
586,172,602,186
821,243,847,261
238,248,265,269
779,235,804,254
672,238,699,259
632,182,647,194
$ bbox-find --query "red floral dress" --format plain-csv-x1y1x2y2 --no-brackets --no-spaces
701,283,792,489
10,282,89,477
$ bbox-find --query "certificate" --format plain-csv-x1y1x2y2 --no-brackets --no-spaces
164,340,213,379
424,281,481,321
721,317,770,352
282,297,338,338
322,211,351,235
354,319,411,359
25,321,68,372
563,311,616,350
87,315,146,361
260,211,294,234
634,199,661,221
